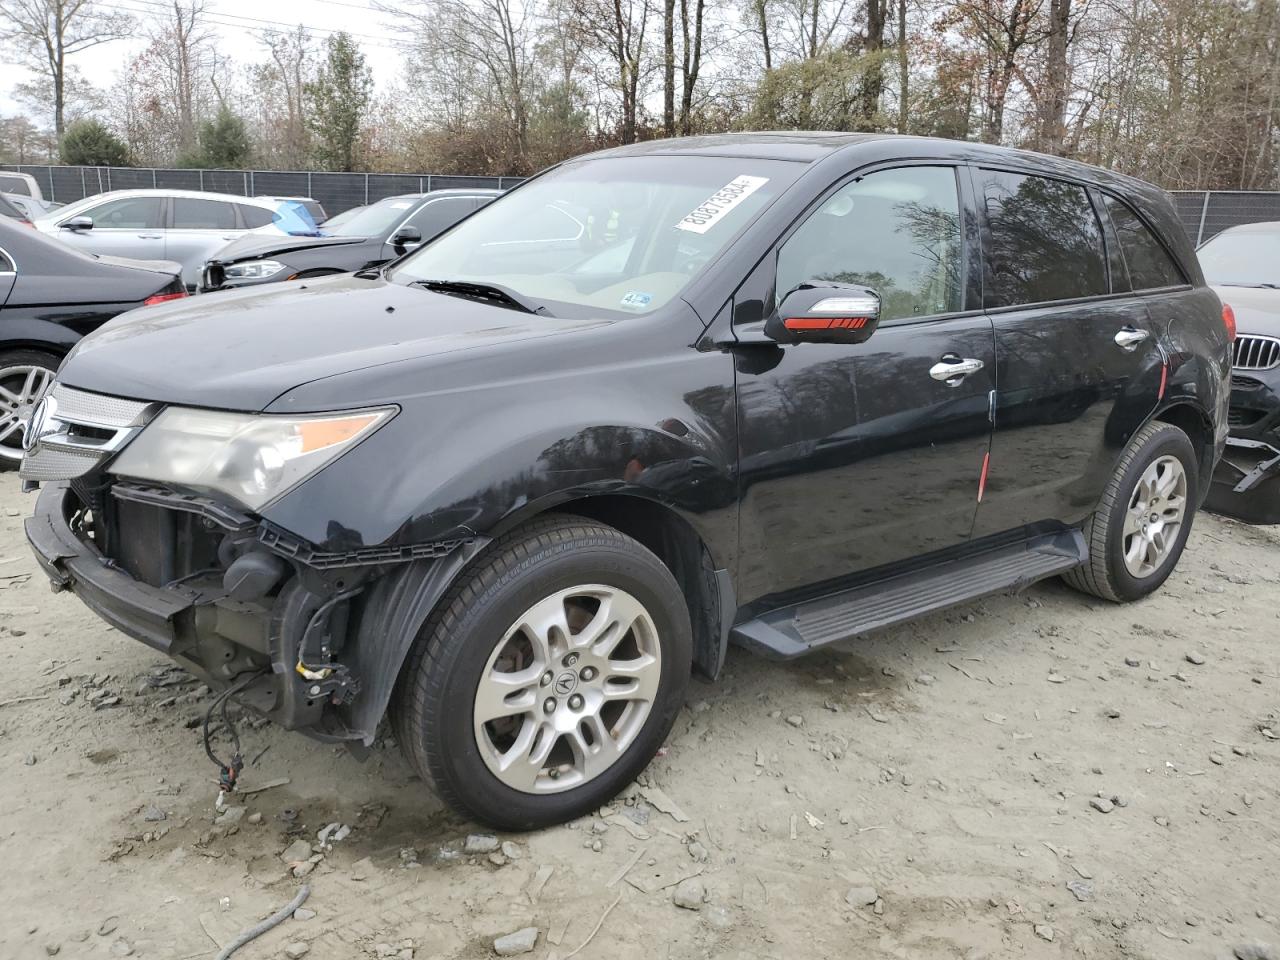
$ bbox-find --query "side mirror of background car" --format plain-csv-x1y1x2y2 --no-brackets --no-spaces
60,216,94,231
764,283,881,344
391,225,422,253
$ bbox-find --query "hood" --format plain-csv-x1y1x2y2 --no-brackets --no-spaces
92,254,183,277
211,232,367,264
57,274,605,411
1213,284,1280,338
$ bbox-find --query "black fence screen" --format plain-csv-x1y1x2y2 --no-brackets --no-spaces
1168,190,1280,246
0,164,523,218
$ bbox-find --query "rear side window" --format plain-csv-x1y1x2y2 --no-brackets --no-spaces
82,196,164,229
0,175,32,197
173,198,238,230
0,249,13,272
238,204,275,229
979,170,1107,307
1103,195,1184,290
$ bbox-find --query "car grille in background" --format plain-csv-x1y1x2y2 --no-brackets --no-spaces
1232,335,1280,371
1228,407,1265,429
19,384,155,483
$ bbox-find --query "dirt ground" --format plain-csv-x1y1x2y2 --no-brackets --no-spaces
2,479,1280,960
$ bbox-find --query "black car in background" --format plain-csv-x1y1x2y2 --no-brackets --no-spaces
0,218,185,466
201,189,501,291
23,135,1228,830
1198,221,1280,522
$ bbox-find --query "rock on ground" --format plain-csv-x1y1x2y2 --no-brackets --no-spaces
493,927,538,956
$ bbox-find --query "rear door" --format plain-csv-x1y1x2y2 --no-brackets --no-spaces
970,167,1163,537
166,197,243,282
735,164,995,600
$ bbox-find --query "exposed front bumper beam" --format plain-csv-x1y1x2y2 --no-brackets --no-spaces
25,481,202,654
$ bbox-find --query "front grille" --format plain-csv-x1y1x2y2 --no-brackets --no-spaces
1232,335,1280,371
19,383,157,482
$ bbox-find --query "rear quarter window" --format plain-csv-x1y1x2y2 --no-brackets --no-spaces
979,169,1108,307
1102,195,1184,290
238,204,276,229
0,175,32,197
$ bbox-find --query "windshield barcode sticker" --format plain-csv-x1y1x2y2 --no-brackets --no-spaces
675,175,770,234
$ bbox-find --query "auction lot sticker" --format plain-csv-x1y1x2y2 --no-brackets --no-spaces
675,175,770,234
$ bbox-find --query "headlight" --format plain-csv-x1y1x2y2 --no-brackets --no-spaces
224,259,285,280
109,406,396,511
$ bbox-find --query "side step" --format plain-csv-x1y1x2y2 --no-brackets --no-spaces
731,530,1086,659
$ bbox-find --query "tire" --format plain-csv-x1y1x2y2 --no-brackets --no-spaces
392,515,692,830
0,349,60,471
1062,420,1199,602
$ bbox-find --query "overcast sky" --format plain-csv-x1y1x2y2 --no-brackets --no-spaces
0,0,403,122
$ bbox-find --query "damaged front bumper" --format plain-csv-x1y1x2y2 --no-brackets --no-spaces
25,480,479,745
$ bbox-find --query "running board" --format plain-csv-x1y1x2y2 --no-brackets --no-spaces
731,530,1086,659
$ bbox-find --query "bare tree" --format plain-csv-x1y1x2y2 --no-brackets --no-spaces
678,0,705,133
0,0,132,142
146,0,215,155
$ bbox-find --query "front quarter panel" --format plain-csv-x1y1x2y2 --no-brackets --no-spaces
260,311,740,571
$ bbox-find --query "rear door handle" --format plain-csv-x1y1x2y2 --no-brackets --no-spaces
930,355,985,384
137,233,163,239
1114,326,1150,351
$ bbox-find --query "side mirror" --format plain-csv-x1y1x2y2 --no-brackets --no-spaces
765,283,881,344
61,216,93,231
390,225,422,252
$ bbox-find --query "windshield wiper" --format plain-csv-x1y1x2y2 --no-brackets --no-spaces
408,279,550,315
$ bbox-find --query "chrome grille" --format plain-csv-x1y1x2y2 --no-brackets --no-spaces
1232,335,1280,371
19,383,156,482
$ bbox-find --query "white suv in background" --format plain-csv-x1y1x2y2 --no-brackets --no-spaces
34,189,287,290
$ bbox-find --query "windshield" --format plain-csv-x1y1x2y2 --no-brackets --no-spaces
1198,228,1280,286
324,196,420,238
387,155,800,316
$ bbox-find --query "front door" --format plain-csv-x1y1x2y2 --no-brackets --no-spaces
970,168,1164,536
734,165,995,604
59,195,166,262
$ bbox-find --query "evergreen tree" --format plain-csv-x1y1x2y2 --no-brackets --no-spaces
305,32,372,172
60,118,130,166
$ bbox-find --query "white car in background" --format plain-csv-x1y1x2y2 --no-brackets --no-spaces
33,189,302,290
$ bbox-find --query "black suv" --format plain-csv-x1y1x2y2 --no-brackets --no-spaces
22,134,1229,829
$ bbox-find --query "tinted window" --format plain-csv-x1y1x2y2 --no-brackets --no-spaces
0,175,33,197
404,197,479,240
0,195,26,221
980,171,1106,306
238,204,275,229
777,166,963,322
1102,195,1183,290
83,196,164,229
0,248,13,272
173,198,238,230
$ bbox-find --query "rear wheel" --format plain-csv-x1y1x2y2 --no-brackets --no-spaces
0,349,59,470
1062,420,1198,602
393,516,692,830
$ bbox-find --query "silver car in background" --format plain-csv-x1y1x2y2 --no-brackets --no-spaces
33,189,293,290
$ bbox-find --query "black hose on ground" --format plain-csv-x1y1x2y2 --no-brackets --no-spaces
214,884,311,960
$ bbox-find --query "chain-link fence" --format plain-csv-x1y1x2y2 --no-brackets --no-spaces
0,164,526,218
6,165,1279,246
1168,190,1280,246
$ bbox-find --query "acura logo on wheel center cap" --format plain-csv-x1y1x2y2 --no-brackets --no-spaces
553,672,578,696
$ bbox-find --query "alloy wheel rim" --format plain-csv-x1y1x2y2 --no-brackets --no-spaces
472,584,662,794
1121,454,1187,579
0,365,54,460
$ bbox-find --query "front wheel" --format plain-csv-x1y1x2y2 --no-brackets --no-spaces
392,516,692,830
1062,420,1199,602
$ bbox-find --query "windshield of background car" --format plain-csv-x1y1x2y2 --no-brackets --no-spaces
1198,229,1280,287
386,155,801,317
324,197,420,238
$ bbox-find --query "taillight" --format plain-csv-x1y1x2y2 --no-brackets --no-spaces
1222,302,1237,342
143,291,188,307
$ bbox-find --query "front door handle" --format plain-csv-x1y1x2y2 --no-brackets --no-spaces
137,233,163,239
1114,326,1150,351
930,355,985,384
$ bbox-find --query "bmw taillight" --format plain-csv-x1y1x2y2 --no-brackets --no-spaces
1222,302,1237,342
143,291,188,307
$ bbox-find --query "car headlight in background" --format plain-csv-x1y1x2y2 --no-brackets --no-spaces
109,406,396,511
223,259,285,280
